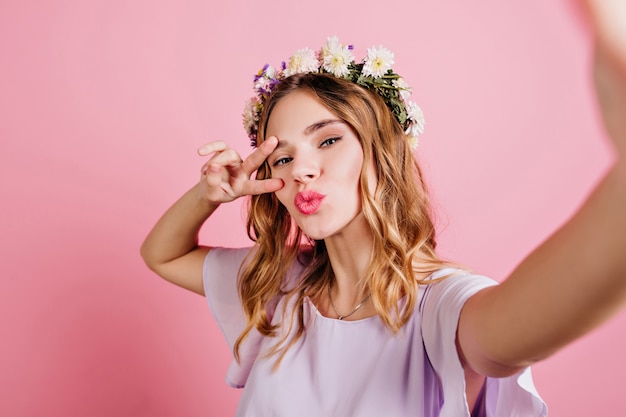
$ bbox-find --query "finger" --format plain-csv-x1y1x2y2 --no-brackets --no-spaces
208,148,244,169
241,136,279,176
241,178,284,196
197,141,228,156
203,163,226,188
219,182,237,199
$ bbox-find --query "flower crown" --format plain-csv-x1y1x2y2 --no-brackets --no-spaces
242,36,424,149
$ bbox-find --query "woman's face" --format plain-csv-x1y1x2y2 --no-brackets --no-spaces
265,90,369,240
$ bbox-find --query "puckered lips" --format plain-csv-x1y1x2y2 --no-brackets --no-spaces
294,190,326,215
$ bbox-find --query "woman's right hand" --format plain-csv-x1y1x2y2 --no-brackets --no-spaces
197,136,284,204
141,136,283,295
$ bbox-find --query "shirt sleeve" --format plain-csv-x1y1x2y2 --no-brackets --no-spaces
202,246,265,388
420,269,548,417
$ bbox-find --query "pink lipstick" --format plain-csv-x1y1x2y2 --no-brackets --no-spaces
294,190,326,215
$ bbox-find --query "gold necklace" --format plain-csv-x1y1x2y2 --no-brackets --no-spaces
328,283,371,320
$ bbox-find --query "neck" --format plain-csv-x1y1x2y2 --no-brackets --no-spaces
323,212,374,307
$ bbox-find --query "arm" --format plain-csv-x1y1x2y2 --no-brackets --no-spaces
458,18,626,377
140,137,283,295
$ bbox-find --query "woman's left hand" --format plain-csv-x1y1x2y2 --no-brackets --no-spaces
593,43,626,158
586,0,626,158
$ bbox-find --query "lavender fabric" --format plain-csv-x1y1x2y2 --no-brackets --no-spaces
203,247,548,417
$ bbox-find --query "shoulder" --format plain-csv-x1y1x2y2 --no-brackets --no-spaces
418,267,498,345
204,246,255,273
419,268,498,358
203,245,312,283
420,268,498,310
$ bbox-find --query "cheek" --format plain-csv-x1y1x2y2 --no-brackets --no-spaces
274,188,291,209
344,155,366,192
268,168,288,202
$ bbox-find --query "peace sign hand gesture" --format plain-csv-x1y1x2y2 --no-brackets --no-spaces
197,136,284,204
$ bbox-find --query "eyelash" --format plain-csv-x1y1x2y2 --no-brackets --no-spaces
273,157,292,167
271,136,342,167
321,136,341,147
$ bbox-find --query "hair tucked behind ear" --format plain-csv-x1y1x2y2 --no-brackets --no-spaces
234,73,453,367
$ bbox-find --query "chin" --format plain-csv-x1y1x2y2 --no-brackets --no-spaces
300,224,350,241
295,222,336,241
298,228,331,241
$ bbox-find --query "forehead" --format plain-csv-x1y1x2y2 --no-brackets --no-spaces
265,90,339,138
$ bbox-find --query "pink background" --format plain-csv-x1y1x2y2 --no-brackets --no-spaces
2,0,624,415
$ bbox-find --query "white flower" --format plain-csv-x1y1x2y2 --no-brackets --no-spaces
254,76,273,93
405,122,421,138
244,38,426,150
284,48,319,76
320,36,340,60
393,77,411,102
242,97,261,134
322,43,354,77
260,65,276,79
407,133,420,150
362,45,394,78
253,65,278,94
406,101,425,135
405,101,425,149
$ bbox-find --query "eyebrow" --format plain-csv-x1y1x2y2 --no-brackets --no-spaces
303,119,345,135
273,119,345,151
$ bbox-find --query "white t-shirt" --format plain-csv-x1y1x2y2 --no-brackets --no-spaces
203,247,547,417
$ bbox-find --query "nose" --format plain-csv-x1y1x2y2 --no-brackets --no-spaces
291,156,319,184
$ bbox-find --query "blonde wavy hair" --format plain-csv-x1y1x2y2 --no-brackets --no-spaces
234,73,451,367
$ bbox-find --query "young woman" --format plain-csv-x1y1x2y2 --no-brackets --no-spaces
141,4,626,415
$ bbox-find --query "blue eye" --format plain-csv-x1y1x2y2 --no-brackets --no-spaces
272,157,292,167
321,136,341,147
